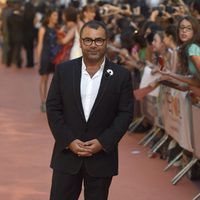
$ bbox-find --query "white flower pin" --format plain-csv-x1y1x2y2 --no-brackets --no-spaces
107,69,113,76
104,69,114,78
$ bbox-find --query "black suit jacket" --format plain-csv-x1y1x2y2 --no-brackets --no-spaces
46,57,133,177
7,12,23,44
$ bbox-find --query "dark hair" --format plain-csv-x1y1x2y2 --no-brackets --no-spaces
80,20,108,38
176,15,200,71
192,0,200,14
79,4,96,21
141,21,162,36
120,28,135,50
146,32,155,45
42,7,58,27
116,17,130,30
64,6,77,23
133,32,147,48
165,24,177,44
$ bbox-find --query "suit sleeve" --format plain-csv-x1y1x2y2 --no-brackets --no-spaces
46,66,76,151
98,69,133,153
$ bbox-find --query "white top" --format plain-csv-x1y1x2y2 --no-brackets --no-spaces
80,59,105,121
34,12,43,29
70,29,82,60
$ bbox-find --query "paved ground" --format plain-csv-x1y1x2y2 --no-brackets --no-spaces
0,64,199,200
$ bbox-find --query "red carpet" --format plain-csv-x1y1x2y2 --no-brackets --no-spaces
0,65,199,200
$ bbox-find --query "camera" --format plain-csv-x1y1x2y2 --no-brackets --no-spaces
152,7,163,17
99,7,107,15
165,6,176,14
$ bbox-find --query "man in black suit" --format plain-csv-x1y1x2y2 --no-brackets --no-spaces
7,2,23,68
46,20,133,200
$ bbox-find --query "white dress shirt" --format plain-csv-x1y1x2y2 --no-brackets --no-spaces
81,59,105,121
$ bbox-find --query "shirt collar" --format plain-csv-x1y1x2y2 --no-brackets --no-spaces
82,57,105,75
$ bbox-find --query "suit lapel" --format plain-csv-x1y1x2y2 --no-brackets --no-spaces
73,58,113,122
89,59,112,119
73,58,86,122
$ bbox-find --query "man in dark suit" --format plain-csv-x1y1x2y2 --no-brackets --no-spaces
46,20,133,200
7,2,23,68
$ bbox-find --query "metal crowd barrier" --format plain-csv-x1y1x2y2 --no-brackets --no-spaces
137,85,200,196
135,66,200,198
191,104,200,199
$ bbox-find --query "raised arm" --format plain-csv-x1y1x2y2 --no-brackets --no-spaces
59,26,76,45
159,70,200,87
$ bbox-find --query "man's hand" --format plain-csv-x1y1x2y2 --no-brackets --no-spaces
68,139,92,157
83,139,103,154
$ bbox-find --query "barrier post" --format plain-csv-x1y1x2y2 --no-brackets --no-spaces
163,151,184,172
171,157,198,185
192,193,200,200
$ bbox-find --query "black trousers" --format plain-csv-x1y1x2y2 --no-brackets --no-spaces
24,38,34,67
7,41,22,67
50,164,112,200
